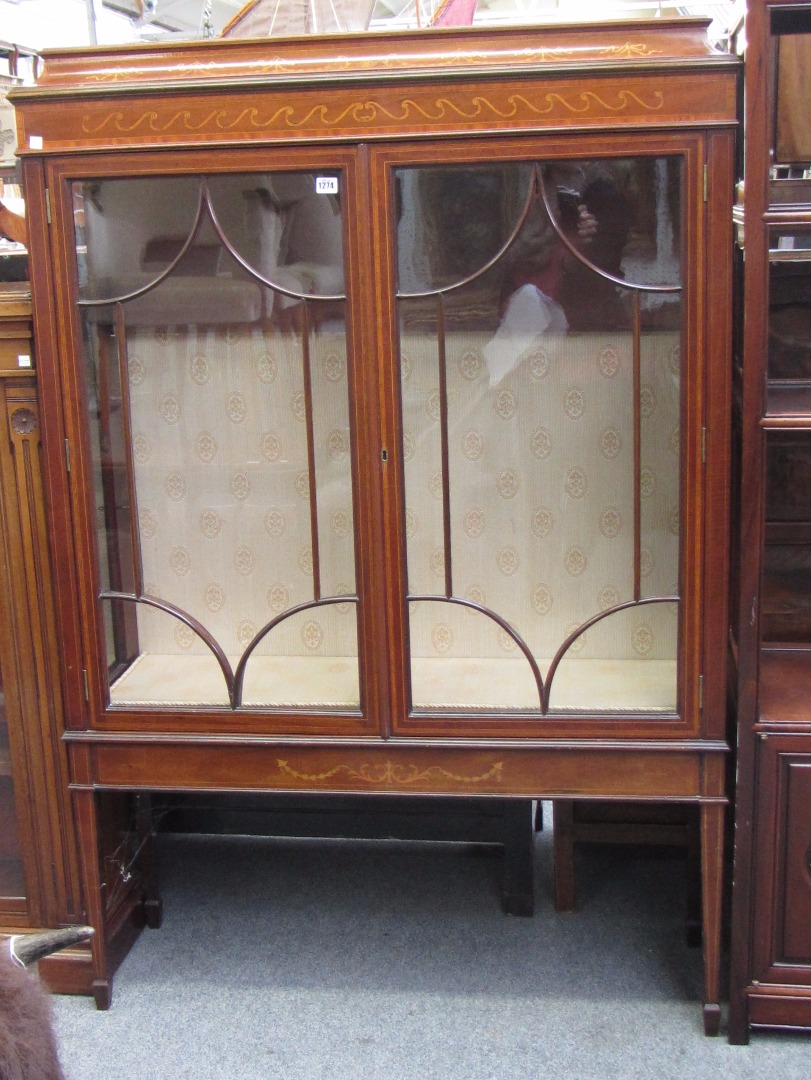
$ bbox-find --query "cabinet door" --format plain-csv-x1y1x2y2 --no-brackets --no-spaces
374,138,704,733
752,736,811,984
757,224,811,724
55,152,381,731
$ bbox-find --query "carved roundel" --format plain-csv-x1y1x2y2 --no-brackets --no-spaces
11,407,37,435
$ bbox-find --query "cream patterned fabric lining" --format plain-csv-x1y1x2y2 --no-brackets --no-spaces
109,325,680,712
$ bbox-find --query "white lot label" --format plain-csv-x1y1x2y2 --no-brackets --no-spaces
315,177,339,195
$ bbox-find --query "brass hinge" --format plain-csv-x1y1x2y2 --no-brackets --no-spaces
82,669,89,702
702,427,707,464
45,188,52,225
698,673,704,710
703,164,708,203
65,438,71,473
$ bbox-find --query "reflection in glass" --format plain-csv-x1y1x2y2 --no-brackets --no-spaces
768,227,811,390
761,432,811,647
76,177,201,302
396,156,682,714
75,172,359,710
0,660,25,897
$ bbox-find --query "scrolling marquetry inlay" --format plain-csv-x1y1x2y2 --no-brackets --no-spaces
80,87,665,139
78,42,663,84
276,759,504,787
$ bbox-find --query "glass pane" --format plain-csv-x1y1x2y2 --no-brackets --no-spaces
75,172,358,711
76,177,201,302
241,603,360,708
640,307,682,603
548,603,678,712
0,662,25,898
396,156,682,715
104,599,231,708
774,31,811,165
767,226,811,413
409,600,541,710
759,429,811,723
82,315,139,675
762,432,811,646
397,164,533,294
207,173,345,301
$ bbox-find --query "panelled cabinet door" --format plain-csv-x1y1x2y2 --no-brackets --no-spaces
373,136,704,738
752,736,811,985
55,150,383,734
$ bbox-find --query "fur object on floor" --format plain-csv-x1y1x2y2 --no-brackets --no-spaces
0,929,94,1080
0,954,63,1080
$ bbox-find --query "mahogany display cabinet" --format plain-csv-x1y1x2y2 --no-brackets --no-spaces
729,0,811,1043
11,19,737,1025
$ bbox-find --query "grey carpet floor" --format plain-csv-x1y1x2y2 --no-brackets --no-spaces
51,811,810,1079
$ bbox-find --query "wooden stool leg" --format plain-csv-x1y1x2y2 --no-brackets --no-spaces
553,800,576,912
135,793,163,930
502,799,535,916
700,801,725,1036
73,787,113,1010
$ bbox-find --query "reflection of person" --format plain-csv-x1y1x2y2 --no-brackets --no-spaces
243,175,345,333
484,166,598,384
560,174,632,331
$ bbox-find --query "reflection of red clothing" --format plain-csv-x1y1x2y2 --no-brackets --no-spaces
502,242,566,316
524,242,567,300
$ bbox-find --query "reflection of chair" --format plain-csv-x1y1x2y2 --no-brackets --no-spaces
550,799,701,945
0,197,26,245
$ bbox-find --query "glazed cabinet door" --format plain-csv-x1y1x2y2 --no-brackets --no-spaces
46,149,384,735
372,135,707,737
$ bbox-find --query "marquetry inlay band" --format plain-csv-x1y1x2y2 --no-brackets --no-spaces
77,41,664,85
276,759,504,786
80,88,666,139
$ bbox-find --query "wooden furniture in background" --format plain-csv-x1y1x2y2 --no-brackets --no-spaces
0,283,94,994
729,0,811,1043
11,20,736,1028
551,800,701,944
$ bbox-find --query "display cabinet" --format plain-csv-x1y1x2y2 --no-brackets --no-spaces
729,0,811,1042
11,19,736,1025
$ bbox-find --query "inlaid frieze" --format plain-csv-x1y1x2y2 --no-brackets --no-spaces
14,73,735,154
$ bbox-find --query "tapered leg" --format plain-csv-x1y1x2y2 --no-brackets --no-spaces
700,802,725,1036
685,807,702,948
73,787,113,1010
135,793,163,930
